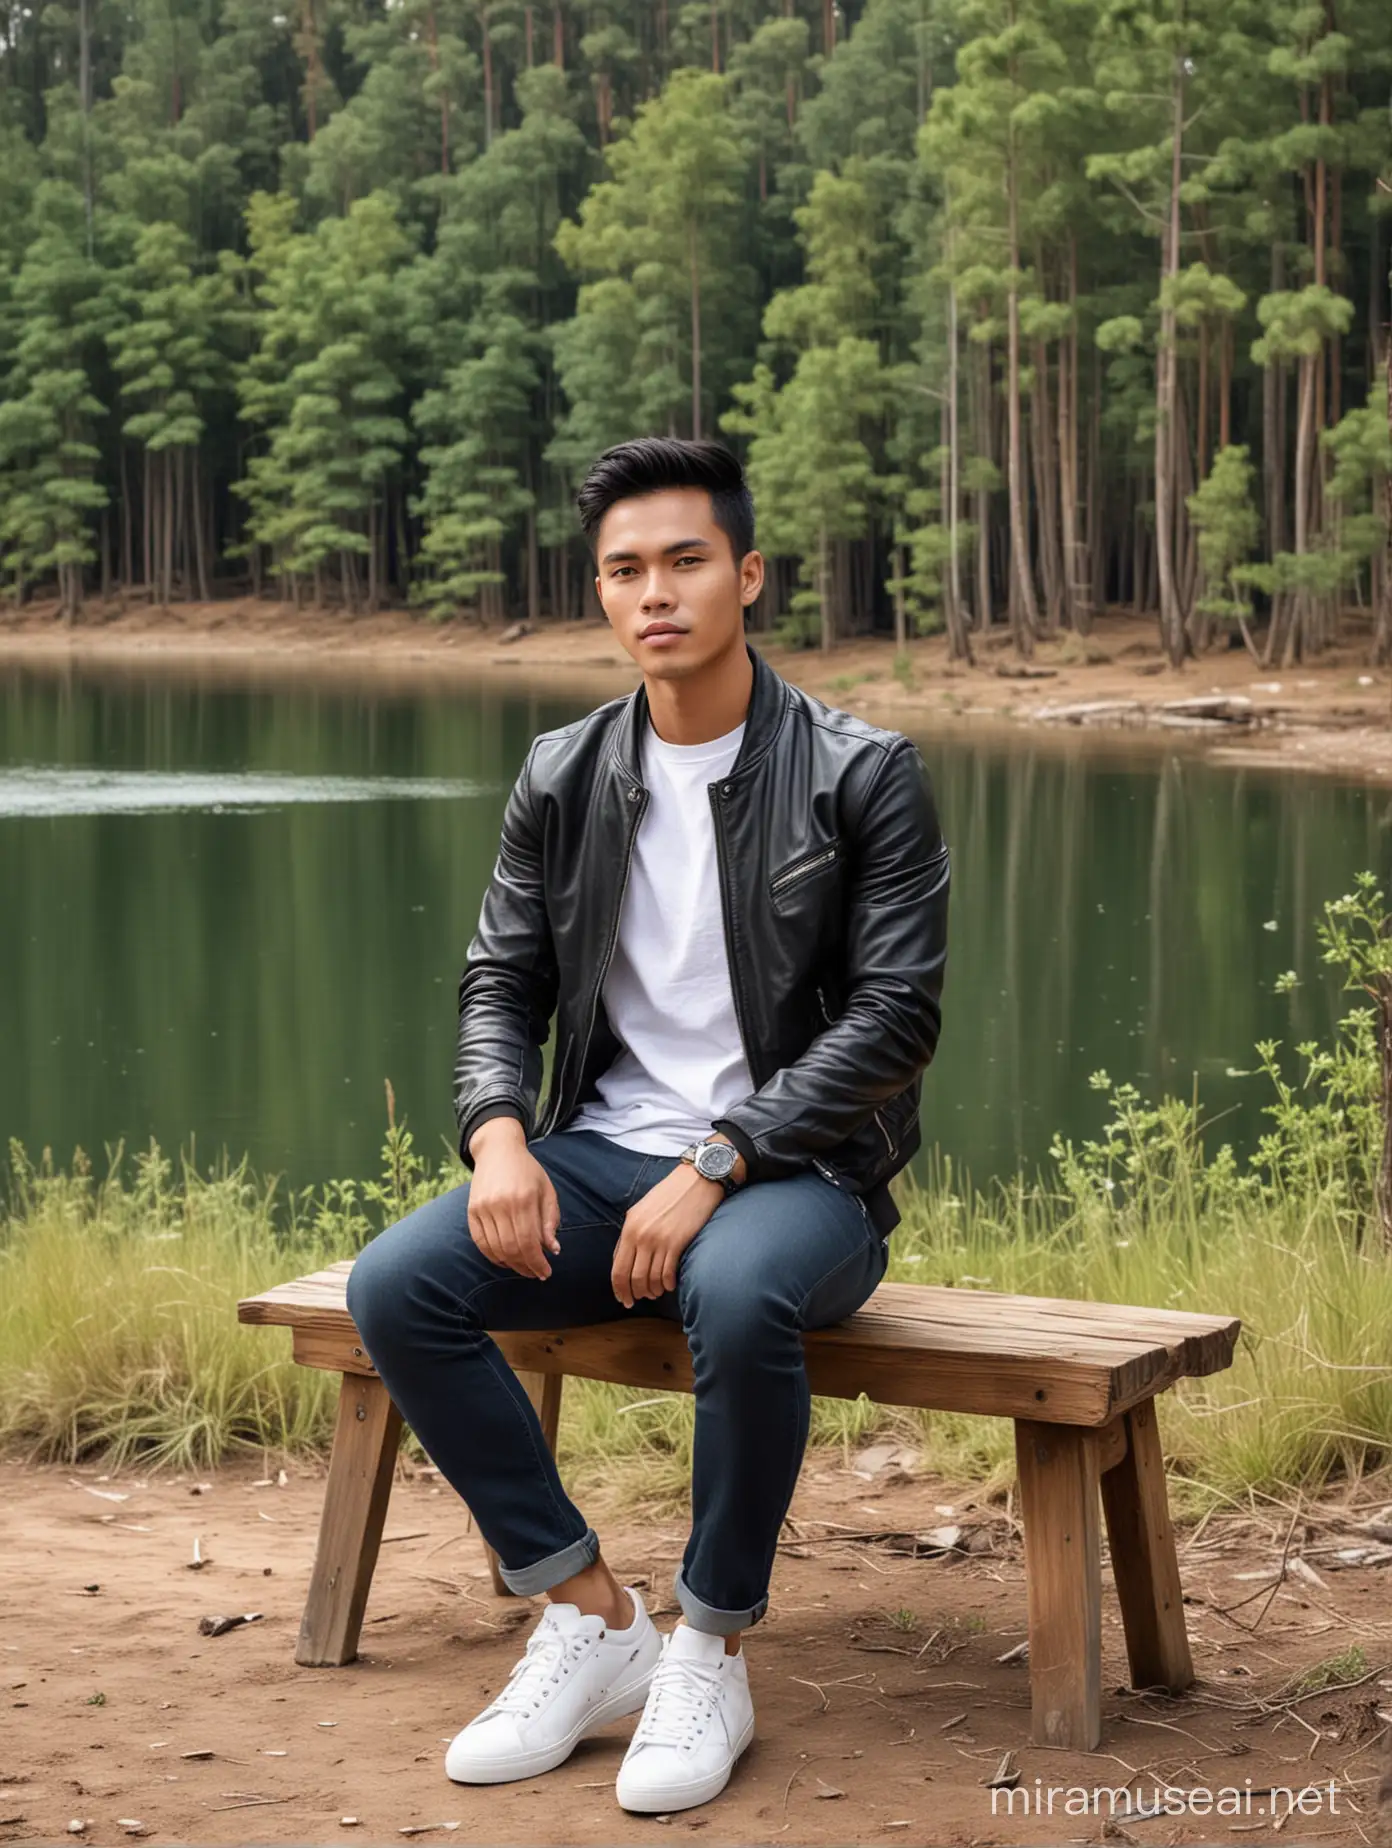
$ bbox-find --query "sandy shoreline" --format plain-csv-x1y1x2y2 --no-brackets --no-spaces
2,599,1389,785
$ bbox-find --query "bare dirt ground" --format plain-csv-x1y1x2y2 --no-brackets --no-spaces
2,600,1389,787
3,1450,1389,1847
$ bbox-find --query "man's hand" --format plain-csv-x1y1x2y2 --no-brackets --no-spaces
467,1118,561,1279
612,1160,727,1309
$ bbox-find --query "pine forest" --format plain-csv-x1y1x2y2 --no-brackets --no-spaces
2,0,1391,667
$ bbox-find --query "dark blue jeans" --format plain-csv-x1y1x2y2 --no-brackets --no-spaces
346,1128,888,1635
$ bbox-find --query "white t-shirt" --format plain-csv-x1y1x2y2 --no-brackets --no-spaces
565,717,753,1154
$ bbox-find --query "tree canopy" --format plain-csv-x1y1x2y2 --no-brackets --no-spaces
2,0,1390,662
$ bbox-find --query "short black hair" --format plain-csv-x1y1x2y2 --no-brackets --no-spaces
576,437,755,563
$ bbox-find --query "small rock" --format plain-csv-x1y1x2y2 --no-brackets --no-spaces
341,1818,360,1828
67,1823,85,1836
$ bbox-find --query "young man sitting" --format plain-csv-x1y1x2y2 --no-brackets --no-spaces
347,436,950,1815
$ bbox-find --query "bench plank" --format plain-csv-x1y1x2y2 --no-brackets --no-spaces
239,1264,1239,1429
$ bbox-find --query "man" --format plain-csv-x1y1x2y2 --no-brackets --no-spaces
347,436,949,1815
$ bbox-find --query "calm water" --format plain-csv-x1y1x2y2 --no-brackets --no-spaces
2,662,1386,1195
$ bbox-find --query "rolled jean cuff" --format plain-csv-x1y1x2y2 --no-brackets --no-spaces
673,1566,768,1636
498,1526,600,1597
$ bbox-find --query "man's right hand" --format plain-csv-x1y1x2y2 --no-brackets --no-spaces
466,1118,562,1279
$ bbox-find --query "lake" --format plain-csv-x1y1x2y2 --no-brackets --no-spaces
2,659,1385,1199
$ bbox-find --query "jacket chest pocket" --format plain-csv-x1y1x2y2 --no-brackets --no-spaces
769,839,842,918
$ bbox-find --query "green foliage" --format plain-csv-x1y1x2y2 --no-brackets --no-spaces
1188,445,1261,630
5,880,1392,1509
1,0,1390,636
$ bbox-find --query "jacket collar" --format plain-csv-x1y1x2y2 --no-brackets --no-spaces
614,642,788,786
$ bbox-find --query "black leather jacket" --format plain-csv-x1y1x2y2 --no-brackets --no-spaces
454,643,949,1237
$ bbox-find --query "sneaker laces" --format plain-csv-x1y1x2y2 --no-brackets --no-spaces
487,1612,597,1720
632,1651,723,1749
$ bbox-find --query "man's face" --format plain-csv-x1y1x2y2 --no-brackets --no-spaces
594,486,764,679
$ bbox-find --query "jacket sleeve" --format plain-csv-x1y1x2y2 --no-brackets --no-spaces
453,742,559,1165
711,739,948,1182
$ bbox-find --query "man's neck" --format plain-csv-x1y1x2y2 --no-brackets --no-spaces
643,639,754,747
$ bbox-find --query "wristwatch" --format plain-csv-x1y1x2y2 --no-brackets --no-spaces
679,1137,742,1198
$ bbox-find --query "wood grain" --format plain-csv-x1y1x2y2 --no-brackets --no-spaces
242,1265,1240,1428
295,1373,402,1668
1100,1399,1195,1693
1015,1418,1102,1750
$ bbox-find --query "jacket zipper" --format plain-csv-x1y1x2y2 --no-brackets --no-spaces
562,782,646,1131
709,784,756,1079
771,843,837,896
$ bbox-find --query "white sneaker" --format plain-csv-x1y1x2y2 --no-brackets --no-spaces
615,1624,755,1813
444,1588,660,1785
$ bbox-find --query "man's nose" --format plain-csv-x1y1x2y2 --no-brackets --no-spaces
638,573,675,609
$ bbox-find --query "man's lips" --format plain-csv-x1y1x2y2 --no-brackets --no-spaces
639,622,686,639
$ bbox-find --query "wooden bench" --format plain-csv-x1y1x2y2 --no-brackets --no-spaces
237,1264,1239,1751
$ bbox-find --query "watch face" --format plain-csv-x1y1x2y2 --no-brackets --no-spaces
697,1142,737,1180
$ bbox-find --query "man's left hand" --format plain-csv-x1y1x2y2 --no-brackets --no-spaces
611,1160,728,1308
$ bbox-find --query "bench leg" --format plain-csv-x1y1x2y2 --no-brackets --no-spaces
1100,1398,1194,1694
296,1371,403,1667
485,1370,564,1598
1015,1419,1102,1750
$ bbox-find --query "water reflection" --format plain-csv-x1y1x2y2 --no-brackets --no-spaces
1,663,1386,1192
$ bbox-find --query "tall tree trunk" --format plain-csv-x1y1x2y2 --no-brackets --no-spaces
892,542,907,651
1059,240,1085,630
1264,242,1287,558
524,2,533,67
945,264,973,663
818,525,832,652
1153,50,1186,666
1088,348,1105,621
162,449,174,607
78,0,93,257
1004,101,1039,656
525,457,540,626
975,335,992,630
1377,355,1392,665
300,0,321,138
191,451,210,601
143,448,153,599
553,1,564,67
1031,338,1063,631
120,442,132,594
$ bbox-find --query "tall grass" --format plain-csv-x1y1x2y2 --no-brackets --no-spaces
5,879,1392,1511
